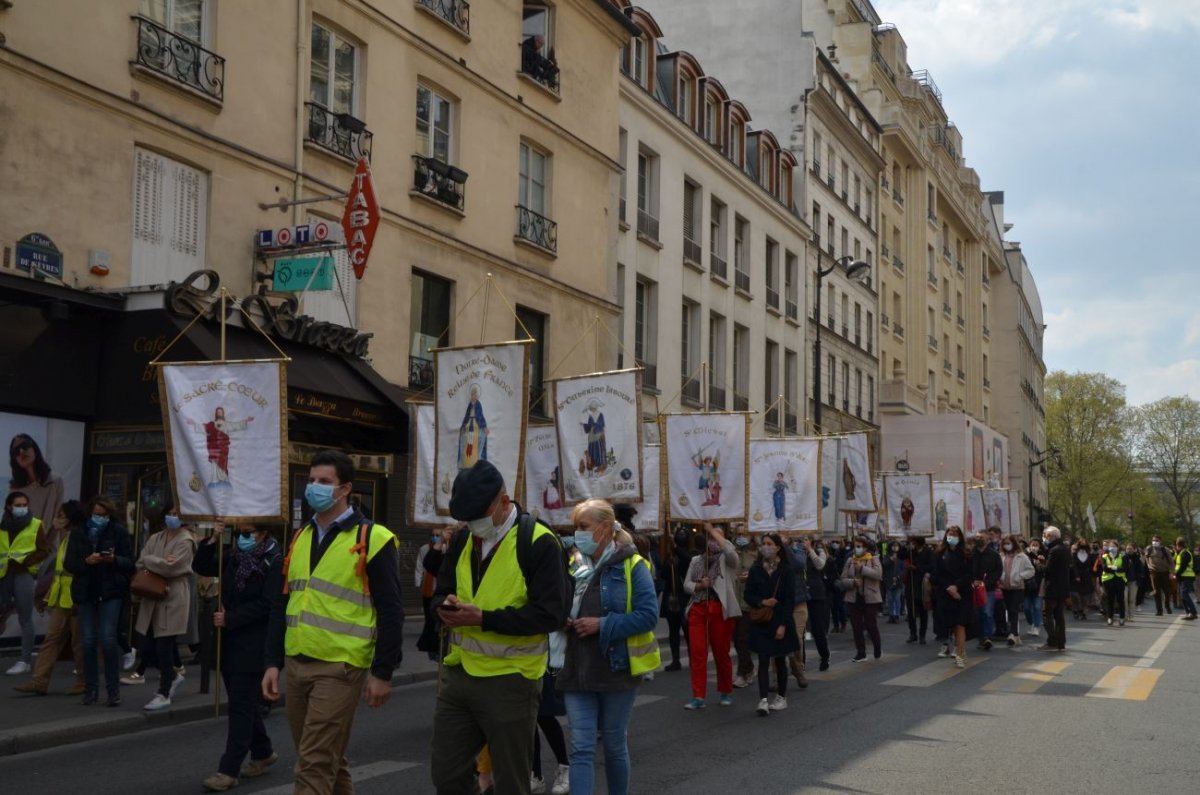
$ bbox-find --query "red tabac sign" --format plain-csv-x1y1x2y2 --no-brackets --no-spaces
341,158,380,279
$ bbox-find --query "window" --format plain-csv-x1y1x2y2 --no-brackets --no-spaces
632,36,648,87
854,303,862,345
415,84,453,163
518,141,549,215
677,75,692,123
785,251,799,320
784,350,798,428
826,215,835,252
141,0,205,42
868,376,874,420
705,99,719,145
865,310,873,351
765,238,780,309
522,3,553,48
408,270,452,388
636,150,659,239
681,300,701,402
521,4,558,90
827,354,836,403
683,179,701,261
759,146,772,190
826,144,835,186
812,202,821,241
765,339,779,423
634,278,657,373
733,216,749,291
827,284,835,327
709,312,727,407
813,132,823,171
710,197,727,276
618,128,627,223
516,306,548,415
310,22,357,114
729,119,745,166
733,324,750,408
131,147,207,287
842,361,850,411
856,368,863,416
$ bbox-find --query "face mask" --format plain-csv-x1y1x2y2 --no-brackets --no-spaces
792,542,803,552
735,537,750,548
560,535,575,549
854,546,865,556
88,515,110,530
761,546,778,559
236,534,257,552
708,541,723,554
304,483,338,513
1107,547,1118,556
946,536,960,548
1153,541,1162,548
1077,552,1089,562
11,506,29,519
574,531,600,557
467,515,498,538
431,535,440,544
830,543,841,551
1002,543,1013,552
164,515,182,530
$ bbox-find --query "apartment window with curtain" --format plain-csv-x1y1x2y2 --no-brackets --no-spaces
733,216,749,291
310,22,357,115
709,312,727,408
634,278,657,387
518,141,549,216
710,197,727,277
415,84,453,163
683,179,701,263
408,270,452,388
637,149,660,239
681,300,700,403
764,339,779,426
784,251,799,320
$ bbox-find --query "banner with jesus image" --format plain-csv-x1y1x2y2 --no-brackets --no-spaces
882,473,935,538
933,482,968,540
434,343,529,514
982,488,1012,534
159,361,287,521
551,369,642,505
663,413,749,522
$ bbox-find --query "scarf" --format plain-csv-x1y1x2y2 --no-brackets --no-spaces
234,538,277,591
570,541,617,621
0,511,31,536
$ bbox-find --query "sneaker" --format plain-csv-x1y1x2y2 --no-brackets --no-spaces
4,661,30,676
120,673,145,686
531,775,546,794
954,655,965,669
240,753,278,778
851,653,867,663
13,682,47,696
937,644,951,658
981,639,993,651
664,661,682,672
121,649,137,671
1027,627,1041,637
550,764,570,795
756,697,770,716
169,672,185,699
683,697,706,710
768,695,787,711
733,674,751,689
818,658,830,672
143,693,171,711
1006,634,1017,647
1107,617,1113,626
202,772,239,792
719,693,734,706
642,671,655,682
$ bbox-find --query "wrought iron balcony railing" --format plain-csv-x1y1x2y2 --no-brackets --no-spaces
409,355,435,389
638,360,658,391
708,384,727,410
516,205,558,252
306,102,373,162
133,16,225,102
766,287,780,310
520,42,560,91
415,0,470,35
786,299,798,321
681,378,703,407
784,411,798,434
412,155,467,211
733,392,750,411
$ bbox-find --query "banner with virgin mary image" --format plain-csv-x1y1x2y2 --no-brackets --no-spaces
663,413,749,523
408,404,455,527
882,473,935,537
933,482,967,540
748,439,820,533
551,369,642,505
966,487,986,535
159,361,287,521
524,424,574,529
982,488,1012,534
434,342,529,514
834,432,876,513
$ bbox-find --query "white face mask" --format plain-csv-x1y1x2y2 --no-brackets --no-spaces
1152,541,1162,548
1077,551,1089,562
1002,544,1013,552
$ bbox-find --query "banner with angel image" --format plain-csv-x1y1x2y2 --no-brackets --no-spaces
882,473,935,537
524,424,574,529
819,437,842,537
748,439,820,533
834,432,876,513
966,487,986,534
629,444,661,531
551,369,642,505
982,488,1011,534
434,342,529,514
932,482,967,540
408,404,456,527
663,413,749,522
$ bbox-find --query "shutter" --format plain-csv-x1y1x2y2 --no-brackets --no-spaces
131,148,165,286
131,148,206,286
683,183,694,240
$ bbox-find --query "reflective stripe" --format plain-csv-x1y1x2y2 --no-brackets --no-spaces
451,632,548,658
307,576,372,608
286,611,376,640
287,580,307,592
627,639,658,657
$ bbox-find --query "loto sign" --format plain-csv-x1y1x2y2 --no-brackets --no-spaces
341,158,380,280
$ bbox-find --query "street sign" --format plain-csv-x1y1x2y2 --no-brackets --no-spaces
342,158,380,280
895,459,910,472
15,233,64,279
272,255,334,292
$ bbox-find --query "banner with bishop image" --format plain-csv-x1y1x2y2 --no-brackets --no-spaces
882,473,935,537
982,489,1012,534
434,342,529,514
550,369,642,505
408,404,455,527
966,487,986,534
834,432,876,513
524,424,574,529
748,439,820,533
663,413,749,523
159,361,287,521
933,482,967,540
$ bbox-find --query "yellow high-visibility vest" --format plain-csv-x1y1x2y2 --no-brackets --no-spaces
1101,553,1126,583
624,555,661,676
0,517,41,578
1177,550,1195,579
46,535,73,610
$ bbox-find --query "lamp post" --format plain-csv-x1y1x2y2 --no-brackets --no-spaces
1028,446,1060,537
813,254,870,433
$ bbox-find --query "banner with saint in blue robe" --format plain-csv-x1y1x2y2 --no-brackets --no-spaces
550,369,642,505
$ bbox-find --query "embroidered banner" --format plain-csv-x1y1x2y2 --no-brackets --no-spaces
409,404,455,527
663,413,749,522
159,361,287,521
551,369,642,504
933,482,968,540
434,343,529,514
834,432,876,513
966,487,986,534
748,439,820,533
882,473,935,537
820,438,841,537
524,424,574,529
629,444,661,531
1008,489,1022,536
982,488,1012,534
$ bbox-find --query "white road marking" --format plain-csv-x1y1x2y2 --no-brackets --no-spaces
1135,620,1184,668
251,761,419,794
633,694,666,707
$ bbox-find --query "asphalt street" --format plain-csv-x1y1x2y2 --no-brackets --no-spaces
2,609,1197,794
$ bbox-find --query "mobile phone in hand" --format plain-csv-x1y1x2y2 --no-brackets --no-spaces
438,602,460,612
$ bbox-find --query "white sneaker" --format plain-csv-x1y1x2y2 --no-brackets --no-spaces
550,764,570,795
1026,627,1040,637
5,661,31,676
531,774,546,794
733,674,751,689
954,655,966,669
937,644,951,658
143,694,171,711
768,695,787,711
121,672,145,685
168,672,185,699
756,697,769,716
122,650,137,671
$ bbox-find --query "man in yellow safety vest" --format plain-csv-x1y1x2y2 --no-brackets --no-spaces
263,450,404,794
1174,536,1197,620
430,460,570,794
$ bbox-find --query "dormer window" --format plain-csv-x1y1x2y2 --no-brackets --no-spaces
759,147,772,191
677,75,692,123
780,160,794,208
729,119,744,166
705,99,718,144
633,35,648,87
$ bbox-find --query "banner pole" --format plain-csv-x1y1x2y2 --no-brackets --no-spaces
214,521,224,719
219,287,228,362
778,394,785,439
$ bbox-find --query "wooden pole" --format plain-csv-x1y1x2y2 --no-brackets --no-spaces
214,521,224,719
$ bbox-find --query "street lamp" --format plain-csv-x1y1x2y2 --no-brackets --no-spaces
813,254,870,432
1028,446,1060,536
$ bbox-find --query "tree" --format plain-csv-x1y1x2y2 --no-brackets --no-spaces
1133,396,1200,546
1045,371,1133,537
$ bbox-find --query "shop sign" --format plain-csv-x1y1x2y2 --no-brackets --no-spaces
341,158,380,279
16,233,64,279
288,441,393,474
91,427,167,454
255,220,344,253
272,256,334,292
288,388,389,427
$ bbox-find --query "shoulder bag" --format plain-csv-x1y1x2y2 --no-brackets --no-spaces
746,570,781,624
130,568,168,601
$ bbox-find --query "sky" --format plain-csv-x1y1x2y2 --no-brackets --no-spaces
875,0,1200,406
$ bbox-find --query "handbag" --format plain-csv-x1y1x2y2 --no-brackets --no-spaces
972,581,987,608
746,571,781,624
130,568,168,601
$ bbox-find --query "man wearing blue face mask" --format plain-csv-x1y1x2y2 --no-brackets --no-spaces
263,450,403,794
430,459,570,795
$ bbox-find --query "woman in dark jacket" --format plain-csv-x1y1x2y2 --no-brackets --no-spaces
804,538,831,671
905,537,934,644
932,526,973,668
658,529,690,671
1069,543,1096,619
744,533,799,716
64,496,133,706
193,521,283,792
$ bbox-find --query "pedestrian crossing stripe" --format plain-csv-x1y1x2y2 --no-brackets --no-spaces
881,656,984,687
1086,665,1163,701
981,660,1071,694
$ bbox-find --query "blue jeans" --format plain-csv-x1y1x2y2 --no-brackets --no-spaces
1181,578,1197,616
564,688,639,795
1024,594,1043,628
976,590,995,640
886,586,904,618
830,589,847,628
77,599,123,696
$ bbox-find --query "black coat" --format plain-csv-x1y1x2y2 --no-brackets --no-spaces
64,522,134,604
1042,540,1071,600
1069,552,1096,594
933,547,974,628
193,539,283,673
905,545,935,592
972,545,1002,590
744,561,800,656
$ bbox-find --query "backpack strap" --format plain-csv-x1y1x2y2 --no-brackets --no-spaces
349,520,373,597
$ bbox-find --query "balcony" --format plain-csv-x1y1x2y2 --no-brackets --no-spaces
881,245,890,260
415,0,470,36
709,384,727,410
892,255,904,272
956,314,965,329
515,205,557,252
520,42,560,92
306,102,373,162
766,287,780,310
132,16,225,103
412,155,467,212
710,252,727,280
785,411,799,435
637,360,657,391
812,160,822,176
683,236,702,266
982,325,990,338
826,173,835,190
734,268,751,293
841,323,849,338
619,197,626,225
637,209,660,242
956,259,964,274
409,355,435,389
681,378,702,408
880,312,890,328
855,404,863,418
894,191,905,207
927,210,938,224
942,246,952,259
827,313,835,328
982,272,991,288
942,302,952,317
957,368,965,381
881,176,891,191
826,242,835,256
764,405,780,431
841,398,850,412
733,392,750,411
928,335,938,351
983,377,991,390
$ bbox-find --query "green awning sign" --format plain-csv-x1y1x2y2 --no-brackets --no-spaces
273,256,334,292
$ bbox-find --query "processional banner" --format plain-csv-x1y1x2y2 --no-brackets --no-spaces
409,404,456,527
882,473,935,538
663,413,749,522
748,439,820,533
524,424,575,529
551,369,642,504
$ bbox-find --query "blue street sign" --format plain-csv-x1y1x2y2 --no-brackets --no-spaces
15,233,63,279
